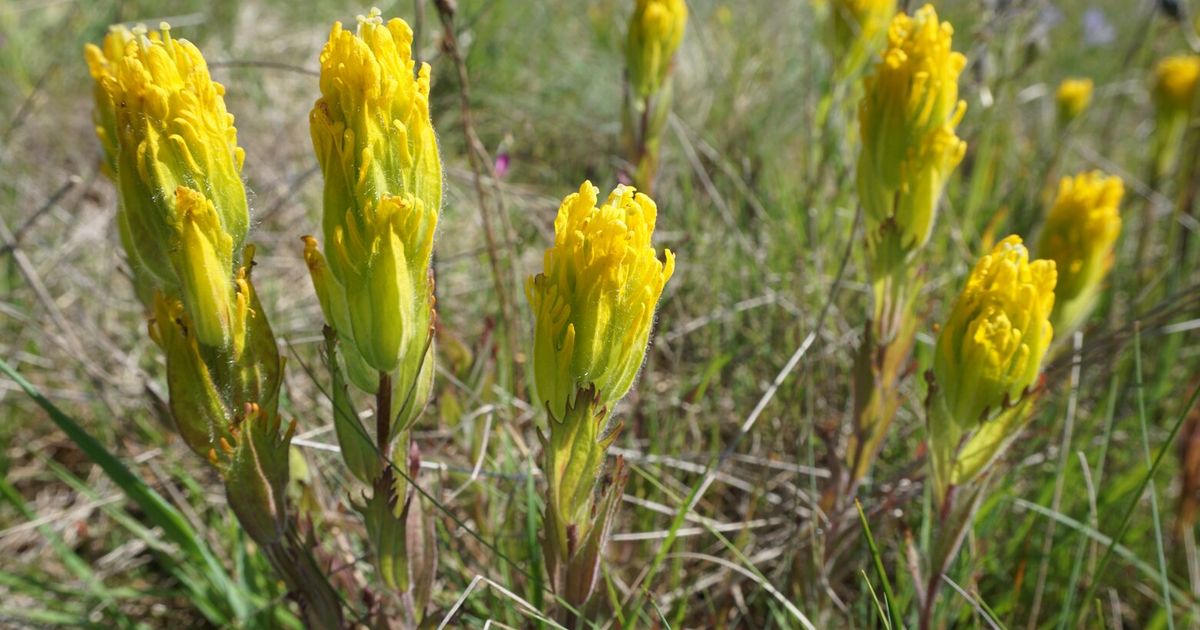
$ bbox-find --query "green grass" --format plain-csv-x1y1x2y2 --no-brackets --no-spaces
2,0,1200,627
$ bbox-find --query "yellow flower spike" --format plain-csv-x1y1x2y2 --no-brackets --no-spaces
170,186,242,350
1151,54,1200,175
626,0,687,98
830,0,897,79
1154,54,1200,116
1037,172,1123,337
934,236,1056,427
309,9,441,382
1055,78,1093,125
526,182,676,421
857,4,967,269
84,25,134,178
93,23,248,289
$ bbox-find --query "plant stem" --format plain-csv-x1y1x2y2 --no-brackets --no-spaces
377,370,393,465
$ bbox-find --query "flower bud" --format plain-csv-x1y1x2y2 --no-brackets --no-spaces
304,236,380,394
1036,172,1123,337
91,23,248,290
308,10,440,392
857,5,966,271
626,0,687,98
1055,77,1093,125
526,182,675,422
149,294,232,457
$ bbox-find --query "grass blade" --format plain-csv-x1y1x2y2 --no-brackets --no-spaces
857,498,904,630
1071,376,1200,626
0,357,250,623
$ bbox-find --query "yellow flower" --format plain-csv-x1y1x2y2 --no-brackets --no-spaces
934,236,1056,428
1151,54,1200,175
1037,172,1123,336
310,8,441,228
307,9,440,429
90,23,248,290
830,0,897,79
526,182,676,421
1055,77,1093,124
83,25,134,178
1154,54,1200,116
627,0,687,98
857,4,966,269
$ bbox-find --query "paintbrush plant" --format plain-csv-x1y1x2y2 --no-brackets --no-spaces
527,181,675,623
843,4,967,496
85,23,342,627
920,235,1056,628
303,9,440,622
1055,77,1093,128
622,0,687,194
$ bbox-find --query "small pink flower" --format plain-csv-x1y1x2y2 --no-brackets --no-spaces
494,151,510,178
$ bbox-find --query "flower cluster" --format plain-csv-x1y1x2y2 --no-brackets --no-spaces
1055,77,1093,125
85,24,289,549
306,8,440,418
934,236,1056,426
1037,172,1123,336
527,181,674,610
526,181,676,422
928,236,1056,497
303,11,443,605
88,24,249,303
857,4,967,270
1154,54,1200,116
1151,54,1200,174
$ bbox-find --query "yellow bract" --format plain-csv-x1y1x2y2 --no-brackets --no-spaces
1055,77,1093,124
627,0,687,98
830,0,896,79
857,4,966,267
1037,172,1123,336
527,182,676,421
934,236,1056,427
171,187,248,352
88,23,248,290
1154,54,1200,116
308,9,441,384
84,25,134,178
